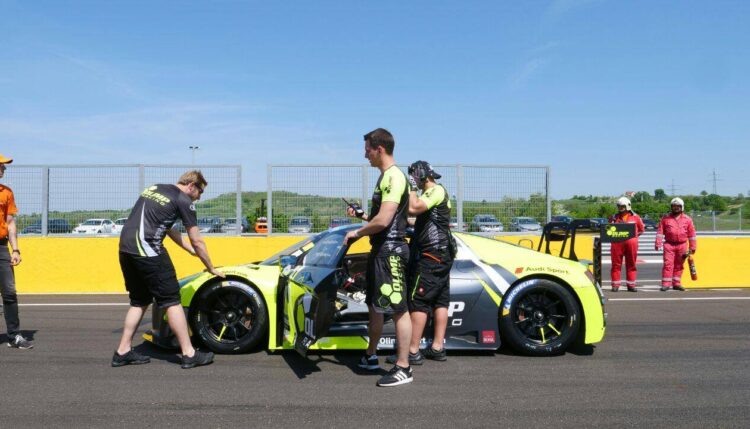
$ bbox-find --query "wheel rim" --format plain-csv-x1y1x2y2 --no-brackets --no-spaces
198,288,257,344
511,288,571,345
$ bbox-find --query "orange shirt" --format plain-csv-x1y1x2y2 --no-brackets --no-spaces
0,184,18,239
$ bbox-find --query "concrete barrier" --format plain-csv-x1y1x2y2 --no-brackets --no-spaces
13,234,749,293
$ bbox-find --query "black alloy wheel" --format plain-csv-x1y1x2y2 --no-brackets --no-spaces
190,280,268,354
499,279,580,356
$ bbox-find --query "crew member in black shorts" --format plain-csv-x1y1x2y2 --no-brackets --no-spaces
344,128,413,387
403,160,454,362
113,170,224,369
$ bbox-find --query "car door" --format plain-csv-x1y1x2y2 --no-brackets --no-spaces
281,232,348,357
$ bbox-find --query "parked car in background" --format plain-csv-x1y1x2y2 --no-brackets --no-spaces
21,219,72,234
197,217,224,233
254,217,268,234
589,217,608,232
550,215,573,224
288,216,312,233
471,214,503,232
112,218,128,234
449,217,468,230
642,218,658,231
509,217,542,232
221,218,249,234
329,217,351,229
73,218,114,234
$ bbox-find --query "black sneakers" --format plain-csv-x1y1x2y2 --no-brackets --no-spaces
660,286,669,291
422,347,447,361
111,349,150,367
386,351,424,366
357,354,380,371
7,334,33,350
377,365,413,387
181,350,214,369
673,285,685,291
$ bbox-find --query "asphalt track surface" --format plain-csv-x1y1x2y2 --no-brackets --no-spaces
2,291,749,428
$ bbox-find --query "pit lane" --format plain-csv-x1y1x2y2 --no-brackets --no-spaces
1,291,748,428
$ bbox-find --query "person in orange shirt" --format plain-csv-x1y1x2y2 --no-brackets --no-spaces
608,197,645,292
0,153,33,349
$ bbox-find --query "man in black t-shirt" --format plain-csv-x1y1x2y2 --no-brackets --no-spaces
344,128,413,387
404,161,453,363
112,170,224,369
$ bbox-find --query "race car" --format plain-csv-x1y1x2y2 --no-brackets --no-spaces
145,224,606,357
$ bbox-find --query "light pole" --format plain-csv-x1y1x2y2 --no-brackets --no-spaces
189,146,200,165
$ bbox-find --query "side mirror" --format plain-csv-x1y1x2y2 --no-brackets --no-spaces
279,255,298,268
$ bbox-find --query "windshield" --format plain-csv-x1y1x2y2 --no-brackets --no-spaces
115,219,127,225
83,220,102,225
478,216,497,222
302,233,346,267
260,229,348,267
290,218,310,225
518,218,536,224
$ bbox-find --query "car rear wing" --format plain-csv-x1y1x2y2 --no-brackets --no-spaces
537,219,590,262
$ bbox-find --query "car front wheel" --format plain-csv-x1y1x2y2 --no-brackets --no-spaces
499,279,580,356
190,280,268,354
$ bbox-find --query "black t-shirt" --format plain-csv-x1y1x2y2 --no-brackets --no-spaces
412,184,452,258
369,166,409,257
119,184,197,257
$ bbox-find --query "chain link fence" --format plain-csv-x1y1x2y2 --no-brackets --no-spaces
4,165,242,235
4,163,550,236
269,164,550,234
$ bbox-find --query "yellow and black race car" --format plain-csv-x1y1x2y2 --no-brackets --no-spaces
145,224,606,357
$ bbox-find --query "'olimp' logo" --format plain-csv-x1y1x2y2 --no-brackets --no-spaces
605,225,630,238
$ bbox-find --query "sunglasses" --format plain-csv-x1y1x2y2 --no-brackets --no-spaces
194,184,205,195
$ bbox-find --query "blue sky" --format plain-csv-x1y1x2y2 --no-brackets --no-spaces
1,0,749,198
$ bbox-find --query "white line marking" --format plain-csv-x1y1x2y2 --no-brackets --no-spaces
19,303,130,307
608,297,750,301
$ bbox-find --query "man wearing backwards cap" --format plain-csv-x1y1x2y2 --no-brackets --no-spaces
0,154,34,349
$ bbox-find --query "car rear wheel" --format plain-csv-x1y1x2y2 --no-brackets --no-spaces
190,280,268,354
499,279,580,356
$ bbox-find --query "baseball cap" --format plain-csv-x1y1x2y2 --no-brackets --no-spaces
0,154,13,164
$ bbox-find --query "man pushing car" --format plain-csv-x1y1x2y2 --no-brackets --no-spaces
112,170,224,368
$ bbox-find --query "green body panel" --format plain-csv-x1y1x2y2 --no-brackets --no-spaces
179,264,284,350
455,233,606,345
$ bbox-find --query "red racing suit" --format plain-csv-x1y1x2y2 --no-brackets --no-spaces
655,213,697,288
609,211,645,289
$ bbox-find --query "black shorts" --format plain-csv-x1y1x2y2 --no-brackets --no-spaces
408,253,452,313
119,251,181,308
366,253,409,315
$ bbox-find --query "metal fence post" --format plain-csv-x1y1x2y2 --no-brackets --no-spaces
236,166,242,236
712,211,716,231
267,165,273,234
41,167,49,236
739,206,742,231
456,165,464,232
362,165,369,215
138,165,145,191
546,166,552,222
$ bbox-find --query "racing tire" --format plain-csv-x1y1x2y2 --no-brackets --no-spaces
499,279,581,356
189,280,268,354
